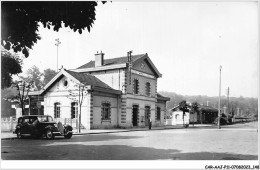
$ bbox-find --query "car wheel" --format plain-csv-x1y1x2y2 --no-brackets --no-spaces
64,133,72,139
46,130,54,140
17,130,23,139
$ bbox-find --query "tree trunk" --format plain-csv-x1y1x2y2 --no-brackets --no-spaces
79,107,81,133
183,111,185,127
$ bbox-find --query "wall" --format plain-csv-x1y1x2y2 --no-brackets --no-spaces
156,101,167,126
89,69,125,92
127,72,157,98
189,112,198,123
92,93,120,129
132,58,156,77
171,111,190,125
120,95,156,128
44,76,91,130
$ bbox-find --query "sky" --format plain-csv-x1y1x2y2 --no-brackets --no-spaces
21,1,258,98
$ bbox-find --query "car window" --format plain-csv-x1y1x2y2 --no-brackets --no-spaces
23,118,30,124
38,117,48,122
18,118,23,124
30,118,37,123
48,116,53,122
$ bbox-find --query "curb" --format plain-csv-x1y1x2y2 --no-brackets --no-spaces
1,127,183,140
1,126,217,140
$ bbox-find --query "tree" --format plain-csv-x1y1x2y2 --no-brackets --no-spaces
190,102,199,125
1,1,102,57
68,84,88,133
43,68,57,86
178,100,189,127
1,87,19,117
11,80,34,115
1,1,105,89
1,48,22,89
20,66,43,91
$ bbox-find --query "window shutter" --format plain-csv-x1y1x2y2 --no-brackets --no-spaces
109,104,111,119
101,104,104,120
71,103,74,118
54,104,56,118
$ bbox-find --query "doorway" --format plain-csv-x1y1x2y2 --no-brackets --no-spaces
145,106,151,126
132,105,139,126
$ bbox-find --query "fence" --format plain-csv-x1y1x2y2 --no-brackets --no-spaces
1,117,17,132
1,117,82,132
54,118,80,130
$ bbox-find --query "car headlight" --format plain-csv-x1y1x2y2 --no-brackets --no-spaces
54,124,57,127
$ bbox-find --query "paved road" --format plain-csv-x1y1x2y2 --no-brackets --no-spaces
1,127,258,160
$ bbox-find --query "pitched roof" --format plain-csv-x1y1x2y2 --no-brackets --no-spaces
157,93,170,101
65,69,113,89
77,54,145,69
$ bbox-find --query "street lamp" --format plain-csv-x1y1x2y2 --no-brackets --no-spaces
218,65,222,129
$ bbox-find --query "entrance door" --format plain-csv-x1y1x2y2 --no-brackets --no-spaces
132,105,138,126
145,106,151,126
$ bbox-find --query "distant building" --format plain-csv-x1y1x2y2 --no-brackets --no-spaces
39,52,170,129
167,104,218,125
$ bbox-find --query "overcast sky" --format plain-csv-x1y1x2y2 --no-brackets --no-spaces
21,2,258,98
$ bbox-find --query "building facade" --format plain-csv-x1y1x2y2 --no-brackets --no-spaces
41,52,170,129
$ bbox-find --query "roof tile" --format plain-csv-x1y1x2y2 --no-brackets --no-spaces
65,69,113,89
77,54,145,69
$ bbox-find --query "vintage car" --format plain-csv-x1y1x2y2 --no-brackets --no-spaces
13,115,73,139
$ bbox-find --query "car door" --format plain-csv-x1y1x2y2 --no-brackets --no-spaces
21,118,31,136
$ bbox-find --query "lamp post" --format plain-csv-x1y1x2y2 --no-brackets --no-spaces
55,38,61,72
218,65,222,129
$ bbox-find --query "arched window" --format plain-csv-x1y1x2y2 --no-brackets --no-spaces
133,79,139,94
101,102,111,120
145,82,151,96
71,102,78,119
54,102,60,118
175,114,179,119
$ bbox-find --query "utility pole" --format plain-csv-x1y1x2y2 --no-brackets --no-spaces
55,38,61,72
218,65,222,129
227,87,230,117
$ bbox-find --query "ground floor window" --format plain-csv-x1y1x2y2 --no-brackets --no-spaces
71,102,78,119
157,107,161,121
102,102,111,120
54,102,60,118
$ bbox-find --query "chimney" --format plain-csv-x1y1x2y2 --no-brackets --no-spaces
127,50,133,63
95,51,104,67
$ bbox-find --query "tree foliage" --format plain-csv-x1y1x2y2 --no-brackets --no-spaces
178,100,189,126
190,102,199,114
43,68,57,86
159,91,258,119
20,66,43,91
1,1,100,57
1,1,104,89
1,48,22,89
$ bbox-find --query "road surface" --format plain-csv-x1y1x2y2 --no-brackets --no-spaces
1,125,258,160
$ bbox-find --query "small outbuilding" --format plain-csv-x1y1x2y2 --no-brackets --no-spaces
167,104,218,125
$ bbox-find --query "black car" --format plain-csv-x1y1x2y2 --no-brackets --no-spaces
13,115,73,139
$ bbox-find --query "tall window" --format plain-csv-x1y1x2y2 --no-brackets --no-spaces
102,102,111,120
157,107,161,121
145,82,151,96
133,79,139,94
71,102,78,119
145,106,151,120
54,102,60,118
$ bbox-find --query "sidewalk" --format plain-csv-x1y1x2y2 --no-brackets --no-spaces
1,124,215,140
